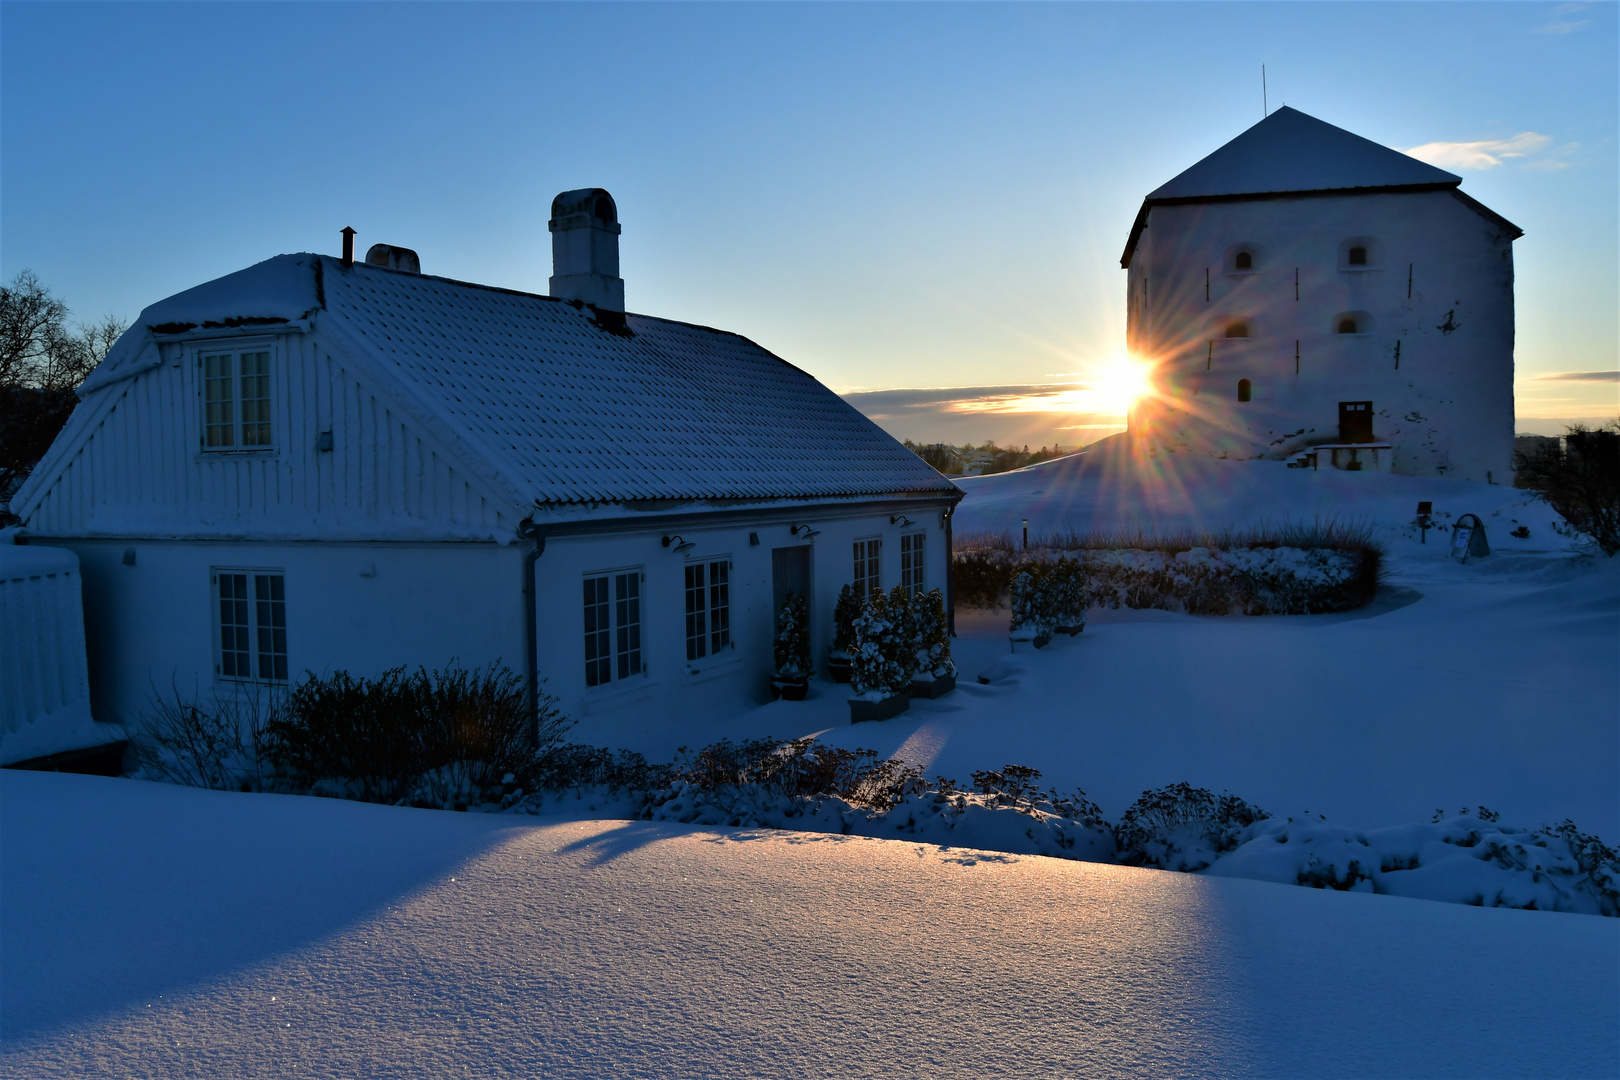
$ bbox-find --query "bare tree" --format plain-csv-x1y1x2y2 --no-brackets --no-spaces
1514,420,1620,556
0,270,128,522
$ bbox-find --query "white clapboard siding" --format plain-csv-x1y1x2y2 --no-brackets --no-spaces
23,332,516,541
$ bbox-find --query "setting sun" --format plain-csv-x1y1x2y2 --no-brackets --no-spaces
1092,354,1153,415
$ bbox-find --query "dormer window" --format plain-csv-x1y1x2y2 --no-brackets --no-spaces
1225,322,1250,339
1338,317,1358,334
1234,251,1253,271
201,348,273,450
1348,246,1367,266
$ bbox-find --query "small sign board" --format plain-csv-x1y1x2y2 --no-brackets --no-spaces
1450,514,1490,562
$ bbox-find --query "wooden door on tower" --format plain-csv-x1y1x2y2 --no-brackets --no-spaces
1339,401,1374,443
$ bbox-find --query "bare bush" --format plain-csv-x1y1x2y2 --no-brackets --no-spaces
133,682,279,791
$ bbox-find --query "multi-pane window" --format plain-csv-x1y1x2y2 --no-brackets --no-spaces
853,538,881,601
900,533,926,596
584,569,644,687
201,349,273,450
684,559,732,662
215,570,287,682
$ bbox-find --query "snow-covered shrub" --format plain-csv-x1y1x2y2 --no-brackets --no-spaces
887,584,919,683
1008,559,1057,640
831,584,861,657
773,591,811,678
954,523,1381,616
912,587,956,679
132,682,280,792
1049,558,1086,631
850,589,911,700
1209,809,1620,916
528,743,668,798
623,742,1114,861
266,663,566,808
1114,782,1271,871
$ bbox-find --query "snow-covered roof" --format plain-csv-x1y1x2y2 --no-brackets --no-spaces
107,255,958,512
1122,108,1520,267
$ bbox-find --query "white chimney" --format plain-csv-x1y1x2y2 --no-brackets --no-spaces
548,188,624,311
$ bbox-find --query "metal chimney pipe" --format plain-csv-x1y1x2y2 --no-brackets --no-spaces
341,226,356,267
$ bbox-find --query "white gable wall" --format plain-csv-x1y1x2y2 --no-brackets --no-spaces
1127,190,1516,482
22,329,519,541
55,537,524,727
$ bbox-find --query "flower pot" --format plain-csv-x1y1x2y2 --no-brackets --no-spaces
910,673,956,699
770,674,810,701
848,691,911,723
827,654,853,684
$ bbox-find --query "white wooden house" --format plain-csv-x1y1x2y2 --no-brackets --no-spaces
11,189,961,739
1123,107,1522,482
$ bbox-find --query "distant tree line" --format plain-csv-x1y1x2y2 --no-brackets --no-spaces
903,439,1070,477
1,270,127,524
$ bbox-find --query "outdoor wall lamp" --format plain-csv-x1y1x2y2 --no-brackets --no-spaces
790,524,820,539
890,515,915,528
661,534,695,553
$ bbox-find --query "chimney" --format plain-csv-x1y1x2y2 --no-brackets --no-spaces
548,189,624,311
341,226,356,267
365,243,421,274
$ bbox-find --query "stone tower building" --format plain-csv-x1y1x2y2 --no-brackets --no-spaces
1123,107,1521,482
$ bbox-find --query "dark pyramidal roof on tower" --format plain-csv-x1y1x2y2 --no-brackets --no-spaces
1147,106,1461,201
1122,106,1519,267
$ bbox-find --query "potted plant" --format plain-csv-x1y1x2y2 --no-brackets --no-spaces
827,584,860,683
1008,560,1053,651
770,591,811,701
1051,557,1087,636
910,587,957,698
848,589,911,723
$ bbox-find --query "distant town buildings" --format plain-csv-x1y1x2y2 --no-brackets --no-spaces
1123,107,1520,483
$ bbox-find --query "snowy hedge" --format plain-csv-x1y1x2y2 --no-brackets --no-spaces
955,526,1381,615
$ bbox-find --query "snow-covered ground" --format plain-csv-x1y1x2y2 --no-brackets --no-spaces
583,439,1619,839
3,771,1616,1079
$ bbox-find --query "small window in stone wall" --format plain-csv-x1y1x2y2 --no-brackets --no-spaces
1224,243,1262,274
1225,322,1250,338
1339,237,1380,270
1237,379,1252,402
1333,311,1374,336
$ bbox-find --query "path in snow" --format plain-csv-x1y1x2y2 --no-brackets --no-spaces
2,771,1616,1079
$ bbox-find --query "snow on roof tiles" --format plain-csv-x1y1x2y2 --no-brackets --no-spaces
1147,107,1462,201
306,256,956,507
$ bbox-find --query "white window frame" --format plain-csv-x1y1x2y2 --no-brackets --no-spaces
583,567,646,689
212,567,288,683
853,537,882,601
199,345,275,452
683,556,734,669
900,532,926,597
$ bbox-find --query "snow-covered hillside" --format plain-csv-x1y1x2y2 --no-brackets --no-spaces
2,771,1616,1079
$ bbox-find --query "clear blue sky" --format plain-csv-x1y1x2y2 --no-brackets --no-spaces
3,2,1615,445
